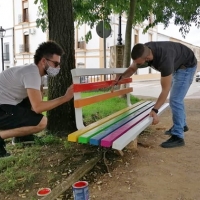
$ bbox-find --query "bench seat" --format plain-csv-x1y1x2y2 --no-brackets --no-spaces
67,68,169,151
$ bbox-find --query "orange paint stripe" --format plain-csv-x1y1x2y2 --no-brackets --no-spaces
74,88,133,108
73,78,132,92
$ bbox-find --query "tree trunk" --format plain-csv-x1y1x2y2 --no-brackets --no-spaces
47,0,77,136
123,0,137,68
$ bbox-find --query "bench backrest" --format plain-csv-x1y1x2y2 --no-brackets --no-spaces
71,68,133,130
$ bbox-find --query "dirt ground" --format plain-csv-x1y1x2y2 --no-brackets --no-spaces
88,98,200,200
1,98,199,200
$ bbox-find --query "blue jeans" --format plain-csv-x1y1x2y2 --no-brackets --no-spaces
169,65,197,138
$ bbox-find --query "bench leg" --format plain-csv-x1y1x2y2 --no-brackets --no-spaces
114,138,138,156
126,137,138,151
114,150,124,157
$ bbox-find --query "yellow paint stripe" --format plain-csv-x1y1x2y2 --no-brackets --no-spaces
68,101,146,142
74,88,133,108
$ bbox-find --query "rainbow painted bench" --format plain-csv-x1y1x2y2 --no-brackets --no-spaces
68,68,169,150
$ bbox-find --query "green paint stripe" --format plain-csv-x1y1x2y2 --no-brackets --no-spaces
78,101,153,144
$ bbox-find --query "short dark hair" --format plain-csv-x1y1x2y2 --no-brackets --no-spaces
131,43,148,60
34,40,64,64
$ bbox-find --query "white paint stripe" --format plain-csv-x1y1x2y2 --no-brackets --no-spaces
112,103,169,150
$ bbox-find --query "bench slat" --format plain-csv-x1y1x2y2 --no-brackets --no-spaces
68,101,147,142
89,102,155,146
112,103,169,150
74,78,132,92
100,108,152,147
74,88,133,108
78,101,154,144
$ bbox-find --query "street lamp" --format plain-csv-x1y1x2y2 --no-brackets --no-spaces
0,26,6,71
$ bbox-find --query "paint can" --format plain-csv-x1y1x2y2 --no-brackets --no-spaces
72,181,89,200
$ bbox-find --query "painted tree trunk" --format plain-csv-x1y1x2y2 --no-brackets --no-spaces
123,0,137,68
47,0,77,135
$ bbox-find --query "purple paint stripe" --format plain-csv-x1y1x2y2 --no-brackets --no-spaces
100,109,150,147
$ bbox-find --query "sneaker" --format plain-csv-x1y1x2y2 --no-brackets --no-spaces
12,134,38,145
0,137,10,157
165,125,189,135
160,135,185,148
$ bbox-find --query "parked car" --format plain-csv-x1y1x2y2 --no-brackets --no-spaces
195,71,200,82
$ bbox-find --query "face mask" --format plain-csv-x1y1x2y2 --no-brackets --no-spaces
137,62,149,68
46,66,60,77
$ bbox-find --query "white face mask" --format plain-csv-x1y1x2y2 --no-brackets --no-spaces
46,65,60,77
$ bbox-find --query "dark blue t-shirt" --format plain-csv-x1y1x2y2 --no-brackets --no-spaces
145,41,197,77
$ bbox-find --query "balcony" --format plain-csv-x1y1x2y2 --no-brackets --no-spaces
19,44,29,53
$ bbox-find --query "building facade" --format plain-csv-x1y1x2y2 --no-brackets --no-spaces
0,0,199,77
0,0,14,71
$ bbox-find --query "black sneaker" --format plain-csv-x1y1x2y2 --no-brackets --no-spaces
165,125,189,135
12,134,38,145
0,137,10,157
160,135,185,148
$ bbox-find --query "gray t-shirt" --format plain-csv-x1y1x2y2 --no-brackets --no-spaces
145,41,197,77
0,63,41,105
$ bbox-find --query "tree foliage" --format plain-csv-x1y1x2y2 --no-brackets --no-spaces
143,0,200,36
35,0,200,38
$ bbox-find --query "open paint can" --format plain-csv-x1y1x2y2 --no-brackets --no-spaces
72,181,89,200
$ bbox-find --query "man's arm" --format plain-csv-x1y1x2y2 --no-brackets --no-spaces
115,62,138,83
27,84,74,114
153,75,172,110
121,62,138,78
150,75,171,125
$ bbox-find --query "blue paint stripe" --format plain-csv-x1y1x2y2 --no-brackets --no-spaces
89,102,154,146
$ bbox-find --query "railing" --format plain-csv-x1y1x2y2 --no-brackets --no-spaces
80,74,114,83
3,53,9,61
19,44,29,53
24,44,29,52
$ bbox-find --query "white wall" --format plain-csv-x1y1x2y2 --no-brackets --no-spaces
157,34,170,41
0,0,14,71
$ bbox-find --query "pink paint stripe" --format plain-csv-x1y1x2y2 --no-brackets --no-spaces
100,109,151,147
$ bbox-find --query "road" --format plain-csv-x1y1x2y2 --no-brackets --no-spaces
130,79,200,99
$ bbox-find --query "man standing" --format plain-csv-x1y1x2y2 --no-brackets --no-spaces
117,41,197,148
0,41,74,157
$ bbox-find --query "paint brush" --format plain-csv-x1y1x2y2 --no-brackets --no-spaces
110,75,122,93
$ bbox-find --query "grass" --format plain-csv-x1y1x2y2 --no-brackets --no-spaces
82,91,139,124
0,91,140,198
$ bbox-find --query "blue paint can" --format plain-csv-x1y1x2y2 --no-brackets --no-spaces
72,181,90,200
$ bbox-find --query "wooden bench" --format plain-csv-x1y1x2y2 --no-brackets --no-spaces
68,68,169,150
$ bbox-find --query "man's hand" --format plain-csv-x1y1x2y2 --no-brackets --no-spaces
110,74,123,92
149,110,159,125
64,84,74,102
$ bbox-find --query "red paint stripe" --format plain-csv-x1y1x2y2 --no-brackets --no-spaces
74,78,132,92
100,108,151,148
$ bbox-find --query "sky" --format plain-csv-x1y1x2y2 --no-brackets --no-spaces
157,23,200,47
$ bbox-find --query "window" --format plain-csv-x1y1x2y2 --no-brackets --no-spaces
3,43,10,61
24,35,29,52
134,30,139,45
77,41,85,49
23,1,29,22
